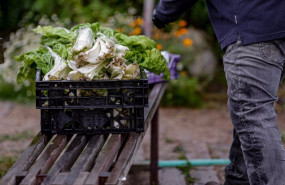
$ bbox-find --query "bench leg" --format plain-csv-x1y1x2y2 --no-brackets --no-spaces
150,108,159,185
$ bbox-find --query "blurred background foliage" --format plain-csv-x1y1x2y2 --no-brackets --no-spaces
0,0,228,107
0,0,145,36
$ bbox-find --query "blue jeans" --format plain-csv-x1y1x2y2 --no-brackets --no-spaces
223,37,285,185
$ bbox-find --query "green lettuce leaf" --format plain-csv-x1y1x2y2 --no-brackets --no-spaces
15,46,54,83
33,26,77,43
71,22,100,33
117,32,169,80
115,33,156,51
125,48,170,80
71,23,117,38
100,26,119,38
33,26,77,60
143,48,170,80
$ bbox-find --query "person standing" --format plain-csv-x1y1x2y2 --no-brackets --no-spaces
152,0,285,185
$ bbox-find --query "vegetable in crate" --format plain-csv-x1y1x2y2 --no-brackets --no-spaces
15,22,170,82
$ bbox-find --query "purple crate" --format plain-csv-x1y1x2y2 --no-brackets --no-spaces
146,52,180,84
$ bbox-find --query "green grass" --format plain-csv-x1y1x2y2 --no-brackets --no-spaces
165,137,174,144
0,156,17,180
173,144,185,154
0,130,35,143
177,154,196,185
173,143,196,185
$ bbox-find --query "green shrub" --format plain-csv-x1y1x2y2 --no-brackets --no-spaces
0,77,34,103
161,76,203,107
0,0,144,32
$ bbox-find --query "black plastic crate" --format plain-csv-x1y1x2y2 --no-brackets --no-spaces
36,70,148,134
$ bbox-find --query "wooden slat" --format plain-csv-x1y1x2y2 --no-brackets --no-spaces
42,135,87,185
73,172,89,185
0,132,51,185
20,135,68,185
39,135,74,174
52,172,69,185
105,133,138,185
64,135,108,185
105,83,167,185
84,134,124,185
144,83,168,127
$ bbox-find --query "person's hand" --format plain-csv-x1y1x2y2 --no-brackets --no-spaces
152,9,167,29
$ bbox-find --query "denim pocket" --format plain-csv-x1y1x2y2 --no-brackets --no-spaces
259,41,284,68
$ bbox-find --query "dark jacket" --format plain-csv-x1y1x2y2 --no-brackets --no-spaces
155,0,285,49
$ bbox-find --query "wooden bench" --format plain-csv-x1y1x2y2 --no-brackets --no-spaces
0,82,167,185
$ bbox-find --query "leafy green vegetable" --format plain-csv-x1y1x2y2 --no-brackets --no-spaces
115,32,169,79
33,26,77,43
71,23,117,38
33,26,75,60
16,22,170,83
15,47,54,83
125,48,170,80
115,33,156,51
142,48,170,80
51,42,72,60
71,23,100,33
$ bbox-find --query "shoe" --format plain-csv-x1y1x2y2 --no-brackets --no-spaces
205,182,220,185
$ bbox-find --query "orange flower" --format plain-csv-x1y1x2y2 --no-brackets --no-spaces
179,20,187,27
133,27,142,35
157,44,163,50
174,28,188,37
136,17,143,25
130,21,136,28
174,30,182,37
183,38,193,47
179,28,188,35
117,28,123,33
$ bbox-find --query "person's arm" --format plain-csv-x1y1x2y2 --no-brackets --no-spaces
153,0,199,29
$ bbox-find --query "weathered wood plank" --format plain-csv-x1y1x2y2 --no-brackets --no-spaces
105,83,167,185
105,133,139,185
144,83,168,126
0,132,51,185
64,135,108,185
52,172,69,185
84,134,124,185
20,135,68,185
39,135,74,174
73,172,89,185
42,135,87,185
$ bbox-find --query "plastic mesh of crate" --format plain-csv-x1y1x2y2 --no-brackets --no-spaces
35,70,148,134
